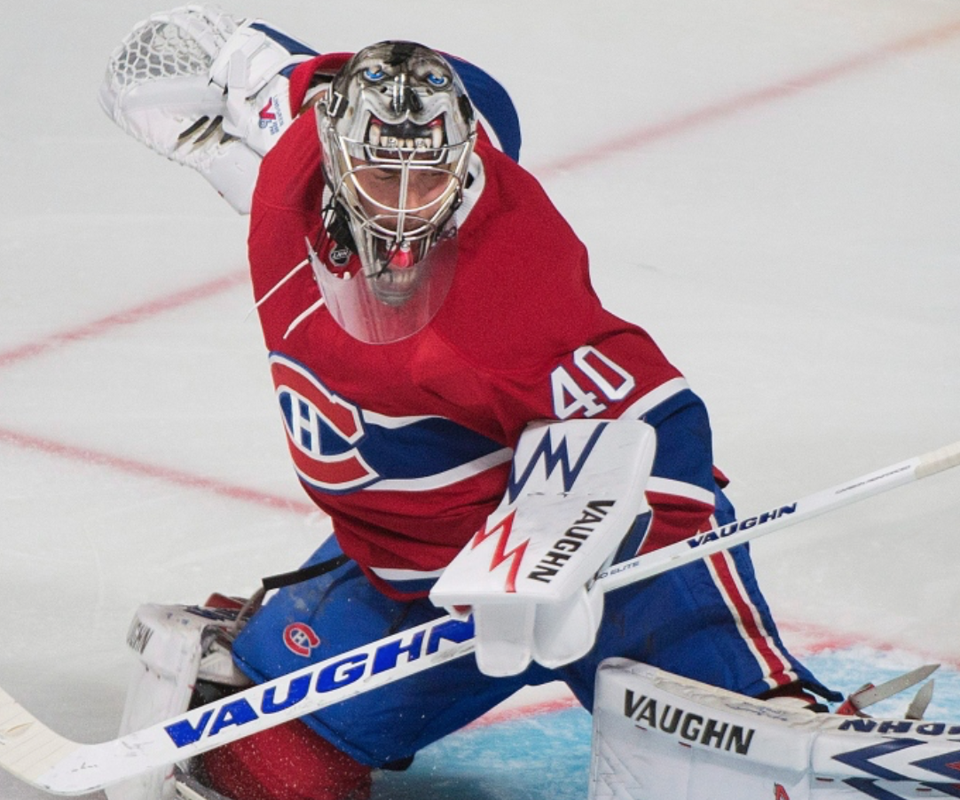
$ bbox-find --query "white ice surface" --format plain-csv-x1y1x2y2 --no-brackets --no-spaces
1,1,959,798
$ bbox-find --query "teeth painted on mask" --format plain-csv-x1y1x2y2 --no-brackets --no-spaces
369,123,382,146
431,127,443,148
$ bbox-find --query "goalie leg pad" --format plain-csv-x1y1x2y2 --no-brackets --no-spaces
106,602,248,800
590,659,959,800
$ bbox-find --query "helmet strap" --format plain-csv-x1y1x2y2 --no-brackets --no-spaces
321,199,358,255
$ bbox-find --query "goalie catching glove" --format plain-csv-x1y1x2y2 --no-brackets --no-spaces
430,418,657,677
98,6,319,213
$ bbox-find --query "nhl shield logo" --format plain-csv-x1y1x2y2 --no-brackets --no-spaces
329,246,351,268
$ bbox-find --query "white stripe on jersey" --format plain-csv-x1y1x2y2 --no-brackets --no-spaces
361,409,443,428
618,377,690,420
365,447,513,492
371,565,446,582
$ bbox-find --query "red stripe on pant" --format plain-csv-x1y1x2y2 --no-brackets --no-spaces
708,551,795,688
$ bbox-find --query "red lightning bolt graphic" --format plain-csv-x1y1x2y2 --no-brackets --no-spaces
470,510,529,593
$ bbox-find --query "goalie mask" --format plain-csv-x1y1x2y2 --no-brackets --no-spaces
313,41,477,344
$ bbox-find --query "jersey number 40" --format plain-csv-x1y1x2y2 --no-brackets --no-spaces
550,346,635,419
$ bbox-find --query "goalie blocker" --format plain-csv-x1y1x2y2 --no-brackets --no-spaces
429,418,657,676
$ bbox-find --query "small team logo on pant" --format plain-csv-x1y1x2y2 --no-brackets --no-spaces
774,784,790,800
283,622,320,657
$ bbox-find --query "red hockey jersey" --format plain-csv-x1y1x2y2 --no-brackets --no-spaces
249,111,718,599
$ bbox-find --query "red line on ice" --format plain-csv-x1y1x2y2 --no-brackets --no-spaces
534,17,960,180
0,270,248,370
469,696,582,729
5,18,959,377
0,426,315,514
782,620,960,671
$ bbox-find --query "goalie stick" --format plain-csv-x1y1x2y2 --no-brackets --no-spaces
596,438,960,591
1,439,958,796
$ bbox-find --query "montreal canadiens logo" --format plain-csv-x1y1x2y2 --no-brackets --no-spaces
283,622,320,657
270,354,379,492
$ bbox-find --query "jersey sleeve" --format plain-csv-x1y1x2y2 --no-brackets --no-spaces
619,380,719,554
541,328,720,556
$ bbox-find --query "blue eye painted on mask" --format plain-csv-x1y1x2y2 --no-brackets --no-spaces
426,73,449,88
364,67,386,82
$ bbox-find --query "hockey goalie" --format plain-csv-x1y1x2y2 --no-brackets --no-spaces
89,7,953,800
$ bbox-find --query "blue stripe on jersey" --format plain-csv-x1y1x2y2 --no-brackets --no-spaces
353,416,507,480
373,573,441,595
447,56,522,163
249,22,320,58
271,352,507,495
639,387,716,496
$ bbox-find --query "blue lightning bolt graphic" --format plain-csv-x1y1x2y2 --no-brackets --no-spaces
506,423,607,503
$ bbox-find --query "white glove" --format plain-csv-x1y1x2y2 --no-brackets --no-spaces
99,6,318,213
469,584,606,676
